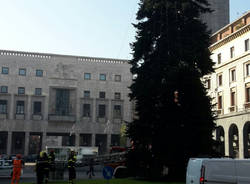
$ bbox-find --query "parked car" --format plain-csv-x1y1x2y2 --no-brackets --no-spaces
0,154,9,160
0,160,13,177
24,154,38,163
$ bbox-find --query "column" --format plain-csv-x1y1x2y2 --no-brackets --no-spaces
239,126,244,159
24,132,30,156
75,89,80,120
7,131,12,155
107,134,111,153
91,134,95,147
93,99,96,122
9,94,14,120
224,127,229,157
75,133,80,147
108,99,112,122
27,95,32,120
42,132,47,150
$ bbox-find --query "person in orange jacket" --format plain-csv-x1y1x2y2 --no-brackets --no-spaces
11,154,24,184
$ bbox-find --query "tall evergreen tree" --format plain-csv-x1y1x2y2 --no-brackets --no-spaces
127,0,216,180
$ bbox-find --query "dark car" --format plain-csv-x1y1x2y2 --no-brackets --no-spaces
24,154,38,163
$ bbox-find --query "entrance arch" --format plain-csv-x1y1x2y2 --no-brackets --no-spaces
243,122,250,158
216,126,225,156
229,124,239,158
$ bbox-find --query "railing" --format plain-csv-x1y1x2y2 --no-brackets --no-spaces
48,114,76,122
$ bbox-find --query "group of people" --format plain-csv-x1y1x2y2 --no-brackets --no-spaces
10,150,95,184
36,150,56,184
36,150,78,184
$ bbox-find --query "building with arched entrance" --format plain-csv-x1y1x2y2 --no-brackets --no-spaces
207,11,250,158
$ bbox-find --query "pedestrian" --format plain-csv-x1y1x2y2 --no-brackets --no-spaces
68,150,76,184
43,152,50,184
11,154,24,184
48,150,56,180
36,151,50,184
86,158,95,179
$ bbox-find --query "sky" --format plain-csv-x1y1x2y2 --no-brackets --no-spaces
0,0,249,60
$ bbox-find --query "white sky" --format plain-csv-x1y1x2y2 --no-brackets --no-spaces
0,0,248,60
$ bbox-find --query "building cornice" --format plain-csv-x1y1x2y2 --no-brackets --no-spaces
0,49,130,65
209,24,250,52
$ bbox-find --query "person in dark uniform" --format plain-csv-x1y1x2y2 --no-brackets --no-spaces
43,152,50,184
36,151,45,184
36,151,50,184
68,150,76,184
48,150,56,180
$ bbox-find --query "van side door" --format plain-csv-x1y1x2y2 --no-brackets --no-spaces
236,159,250,184
203,160,236,184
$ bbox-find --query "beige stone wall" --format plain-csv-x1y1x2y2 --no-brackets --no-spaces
208,13,250,158
0,50,132,155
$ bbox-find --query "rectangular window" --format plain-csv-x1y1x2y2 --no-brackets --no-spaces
115,75,121,82
217,53,221,64
218,95,222,109
0,86,8,93
246,87,250,103
16,101,25,114
230,46,235,58
35,88,42,96
99,91,106,98
113,105,121,118
84,90,90,98
231,69,236,82
100,74,106,81
0,100,7,114
245,39,249,51
114,92,121,99
247,64,250,76
36,69,43,77
19,68,26,76
207,79,211,89
56,89,70,115
33,101,42,114
83,104,91,117
84,73,91,80
98,104,106,117
218,74,222,86
231,91,235,106
18,87,25,95
2,67,9,74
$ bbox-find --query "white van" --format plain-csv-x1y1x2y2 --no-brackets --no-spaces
186,158,250,184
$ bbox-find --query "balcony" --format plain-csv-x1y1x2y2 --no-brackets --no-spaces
113,118,122,123
97,117,107,123
81,116,91,122
0,113,7,119
48,114,76,122
217,109,223,115
229,106,237,112
15,114,25,120
244,103,250,109
32,114,43,121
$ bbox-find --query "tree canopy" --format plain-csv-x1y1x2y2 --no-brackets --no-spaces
127,0,216,180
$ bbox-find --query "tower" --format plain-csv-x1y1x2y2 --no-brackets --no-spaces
201,0,229,34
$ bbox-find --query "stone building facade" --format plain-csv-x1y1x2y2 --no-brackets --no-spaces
0,50,132,156
207,11,250,158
